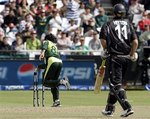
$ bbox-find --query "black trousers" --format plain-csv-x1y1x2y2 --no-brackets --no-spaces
43,57,62,102
109,55,130,85
106,55,132,110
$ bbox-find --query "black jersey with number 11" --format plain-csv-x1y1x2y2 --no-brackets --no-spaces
100,17,137,55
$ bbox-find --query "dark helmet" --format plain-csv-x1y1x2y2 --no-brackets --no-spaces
113,4,126,14
45,33,57,43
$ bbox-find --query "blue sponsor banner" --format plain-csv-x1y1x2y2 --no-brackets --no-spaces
0,60,95,87
145,85,150,91
0,85,110,91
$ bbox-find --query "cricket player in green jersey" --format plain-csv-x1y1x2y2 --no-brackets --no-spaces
36,34,70,107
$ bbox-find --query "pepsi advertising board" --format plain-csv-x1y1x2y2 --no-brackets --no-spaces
0,60,95,90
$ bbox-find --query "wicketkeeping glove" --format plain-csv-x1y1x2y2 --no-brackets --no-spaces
130,52,138,62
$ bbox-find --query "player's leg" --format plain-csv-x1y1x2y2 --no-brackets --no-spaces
51,62,62,107
102,57,117,116
43,62,70,107
110,56,134,117
110,84,134,117
102,91,117,116
50,62,70,107
43,62,61,87
51,87,61,107
43,62,70,88
102,56,133,117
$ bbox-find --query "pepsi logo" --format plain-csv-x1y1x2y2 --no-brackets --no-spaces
17,63,35,85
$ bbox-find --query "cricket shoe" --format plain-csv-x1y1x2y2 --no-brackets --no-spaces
101,110,113,117
120,108,134,117
60,77,70,89
51,100,62,107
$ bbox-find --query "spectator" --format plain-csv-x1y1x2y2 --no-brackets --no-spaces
29,4,37,15
78,2,86,18
26,30,41,50
66,0,80,24
33,9,52,39
0,37,11,55
59,12,70,31
64,19,79,37
10,1,18,16
88,31,102,55
139,24,150,46
57,32,72,54
19,14,33,33
45,0,52,11
87,0,96,14
129,0,144,15
95,8,109,32
17,0,29,21
18,9,28,22
6,23,18,45
81,6,93,30
12,33,22,47
11,35,26,55
2,9,18,30
50,2,60,14
138,11,150,33
84,18,96,37
71,36,81,50
21,23,33,43
56,29,62,39
94,1,102,17
70,27,83,44
1,4,10,17
75,36,90,55
49,11,62,30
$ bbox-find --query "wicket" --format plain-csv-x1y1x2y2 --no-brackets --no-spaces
33,71,45,107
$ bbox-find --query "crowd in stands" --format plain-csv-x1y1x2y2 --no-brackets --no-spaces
0,0,149,57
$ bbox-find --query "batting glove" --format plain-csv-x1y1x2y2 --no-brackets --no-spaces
130,52,138,62
101,49,108,60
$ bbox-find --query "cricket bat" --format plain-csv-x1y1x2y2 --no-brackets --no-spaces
94,59,106,94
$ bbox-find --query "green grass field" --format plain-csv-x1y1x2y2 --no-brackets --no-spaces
0,90,150,119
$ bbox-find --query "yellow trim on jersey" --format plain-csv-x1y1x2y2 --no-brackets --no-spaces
44,57,62,80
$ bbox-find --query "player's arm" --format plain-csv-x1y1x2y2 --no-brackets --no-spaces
100,38,107,50
39,49,46,61
100,22,108,51
129,24,139,59
130,39,138,57
39,41,48,61
100,23,108,59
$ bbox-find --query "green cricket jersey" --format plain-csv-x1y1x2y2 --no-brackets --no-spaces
42,40,60,59
35,15,52,37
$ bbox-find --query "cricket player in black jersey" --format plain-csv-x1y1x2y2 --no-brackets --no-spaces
100,4,138,117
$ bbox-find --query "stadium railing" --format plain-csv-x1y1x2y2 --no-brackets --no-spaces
0,50,102,60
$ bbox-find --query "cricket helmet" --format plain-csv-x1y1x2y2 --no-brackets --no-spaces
113,4,126,14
